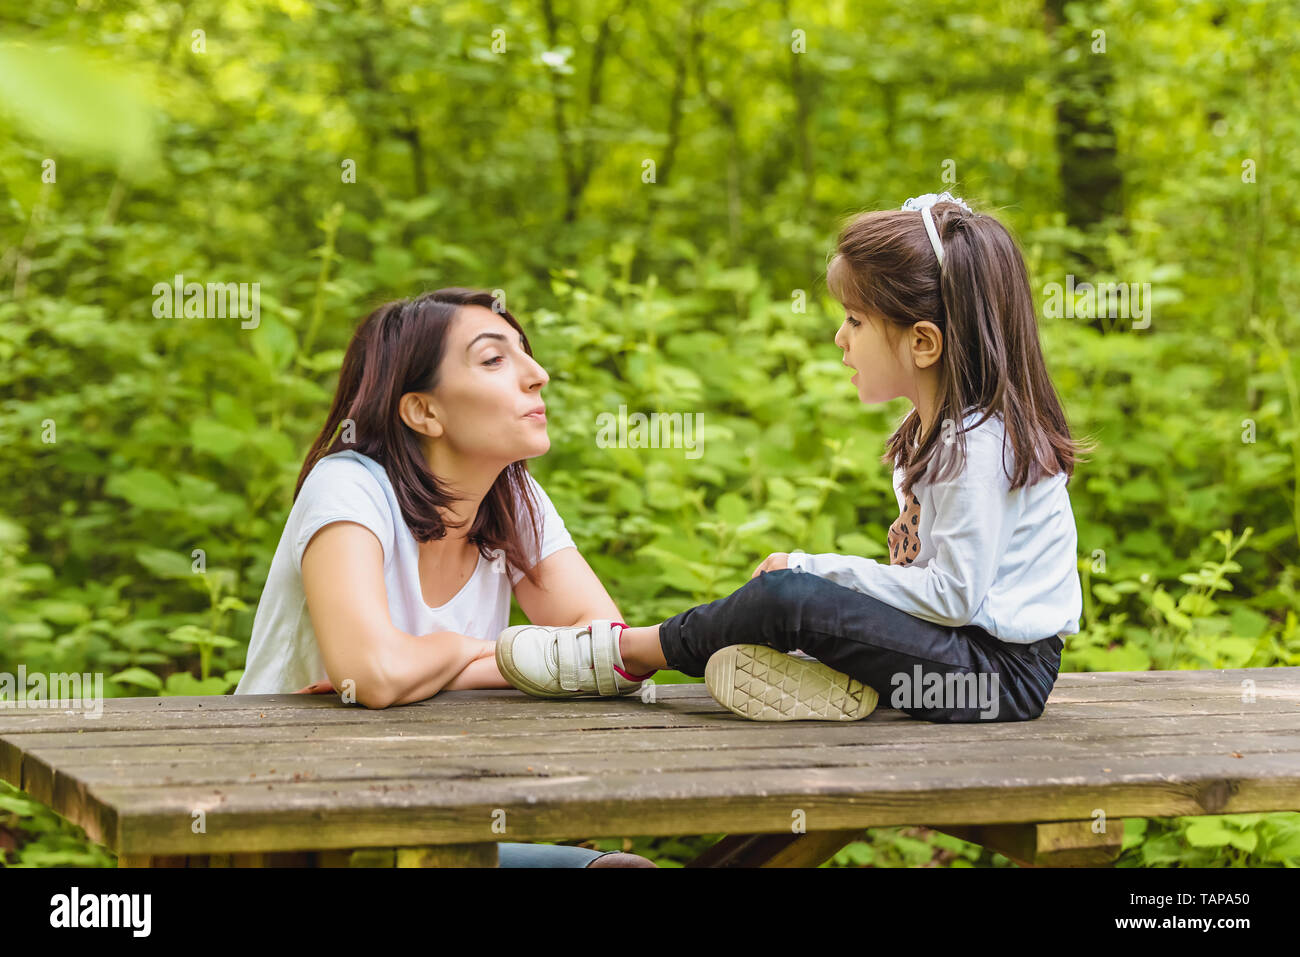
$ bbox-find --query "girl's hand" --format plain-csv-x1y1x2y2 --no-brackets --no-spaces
751,553,790,578
294,679,335,694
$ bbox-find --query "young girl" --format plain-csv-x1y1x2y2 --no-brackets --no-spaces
497,192,1088,723
234,288,654,866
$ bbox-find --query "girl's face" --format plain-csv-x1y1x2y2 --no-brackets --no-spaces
416,304,552,466
834,306,914,405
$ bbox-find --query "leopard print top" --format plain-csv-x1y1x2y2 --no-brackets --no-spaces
887,491,922,566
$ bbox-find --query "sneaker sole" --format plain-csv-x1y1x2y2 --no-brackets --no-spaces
704,645,878,721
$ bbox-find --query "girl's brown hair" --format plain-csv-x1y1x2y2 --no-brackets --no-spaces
294,288,546,588
826,199,1092,495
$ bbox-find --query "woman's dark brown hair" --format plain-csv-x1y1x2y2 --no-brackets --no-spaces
294,288,546,588
826,198,1093,496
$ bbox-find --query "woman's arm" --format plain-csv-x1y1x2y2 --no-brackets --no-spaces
296,642,506,696
300,521,485,707
442,649,512,690
511,546,622,626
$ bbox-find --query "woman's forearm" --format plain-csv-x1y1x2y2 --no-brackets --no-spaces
443,646,511,690
382,630,493,705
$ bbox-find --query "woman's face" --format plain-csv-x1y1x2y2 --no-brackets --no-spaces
417,304,551,466
834,305,913,405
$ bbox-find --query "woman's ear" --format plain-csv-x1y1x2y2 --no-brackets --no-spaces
909,320,943,370
399,392,445,439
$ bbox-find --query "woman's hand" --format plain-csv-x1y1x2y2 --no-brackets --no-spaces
751,552,790,578
294,679,335,694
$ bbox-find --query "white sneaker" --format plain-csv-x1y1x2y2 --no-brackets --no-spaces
495,619,652,698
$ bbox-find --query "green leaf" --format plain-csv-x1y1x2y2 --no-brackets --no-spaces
109,667,162,691
106,469,179,511
161,672,232,696
298,349,345,373
837,532,888,558
249,317,297,371
1184,818,1233,847
1228,606,1271,640
5,621,54,641
166,625,237,647
1226,829,1258,853
135,548,198,580
1093,582,1122,604
33,599,90,626
190,419,248,457
832,841,874,866
1263,824,1300,862
715,493,749,527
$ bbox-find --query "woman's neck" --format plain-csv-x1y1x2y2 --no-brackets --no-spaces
421,443,507,551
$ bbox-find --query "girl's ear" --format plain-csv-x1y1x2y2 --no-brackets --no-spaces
909,321,944,370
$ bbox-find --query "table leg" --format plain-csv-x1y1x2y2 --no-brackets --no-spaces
314,845,500,866
686,829,864,868
928,820,1124,867
394,844,498,867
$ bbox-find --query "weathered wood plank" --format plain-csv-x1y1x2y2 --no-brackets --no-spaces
10,714,1299,815
7,704,1297,796
69,751,1300,855
0,699,718,734
0,668,1292,735
20,707,1300,761
1039,669,1298,686
6,697,1294,767
4,691,1285,737
23,727,1300,797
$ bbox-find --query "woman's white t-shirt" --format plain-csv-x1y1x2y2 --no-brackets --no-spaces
234,450,576,694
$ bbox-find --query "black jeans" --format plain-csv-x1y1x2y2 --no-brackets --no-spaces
658,569,1063,722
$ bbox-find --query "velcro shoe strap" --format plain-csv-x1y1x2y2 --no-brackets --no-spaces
589,620,618,696
556,628,582,692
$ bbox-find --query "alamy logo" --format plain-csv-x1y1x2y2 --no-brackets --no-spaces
151,273,260,329
595,404,703,459
0,667,103,718
1041,274,1150,328
49,887,151,937
890,665,1000,719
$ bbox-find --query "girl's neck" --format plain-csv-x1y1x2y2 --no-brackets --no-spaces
910,365,943,441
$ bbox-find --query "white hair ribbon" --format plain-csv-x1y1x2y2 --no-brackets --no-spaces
900,191,973,269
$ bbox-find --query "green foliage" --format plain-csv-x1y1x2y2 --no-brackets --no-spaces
1068,526,1300,672
1117,814,1300,868
1,781,116,867
2,0,1298,868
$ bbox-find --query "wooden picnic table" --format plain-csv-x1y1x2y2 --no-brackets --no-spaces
2,667,1298,867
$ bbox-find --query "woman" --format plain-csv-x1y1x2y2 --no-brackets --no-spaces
234,288,654,867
